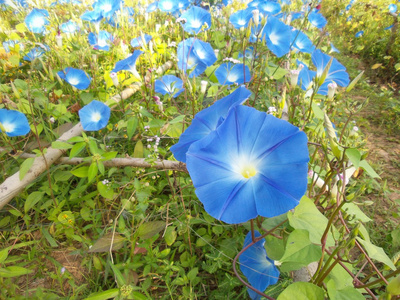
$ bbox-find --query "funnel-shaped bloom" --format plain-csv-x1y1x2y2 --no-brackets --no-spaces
0,109,30,137
389,4,397,14
171,86,251,163
79,100,111,131
186,105,309,224
81,10,103,23
238,46,256,61
312,49,349,95
229,8,253,29
257,0,281,15
329,42,340,53
61,20,79,34
57,67,92,90
23,46,48,61
130,34,152,48
180,6,211,34
158,0,179,12
25,8,49,34
215,62,251,85
177,38,217,77
308,12,327,29
88,31,113,51
262,15,291,58
111,50,143,78
155,75,184,98
239,231,280,300
93,0,122,18
297,64,316,91
291,29,315,54
355,30,363,37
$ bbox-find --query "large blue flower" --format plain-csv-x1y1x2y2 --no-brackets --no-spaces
92,0,122,18
308,12,327,29
88,31,113,51
0,109,30,137
158,0,179,12
111,50,143,78
257,0,281,16
155,75,184,98
262,15,292,58
229,8,253,29
177,38,217,78
186,105,309,224
297,64,316,91
57,67,92,90
79,100,111,131
239,231,280,300
215,63,251,85
312,49,350,95
170,86,251,163
291,29,315,54
81,10,103,23
389,4,397,14
60,20,79,34
23,46,48,61
25,8,50,34
180,6,211,34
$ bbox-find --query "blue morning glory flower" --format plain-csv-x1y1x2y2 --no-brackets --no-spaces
88,31,113,51
111,50,143,78
130,34,152,48
312,49,350,95
297,63,316,91
215,63,251,85
3,40,20,53
257,0,281,16
60,20,79,34
291,11,304,20
238,46,256,61
81,10,103,23
177,37,217,78
346,15,353,22
180,6,211,34
170,86,251,163
239,231,280,300
57,67,92,90
345,4,351,10
229,8,253,29
389,4,397,13
79,100,111,131
25,8,50,34
177,0,190,10
0,109,30,137
308,11,327,29
330,42,340,53
355,30,364,37
155,75,184,98
92,0,122,18
146,1,158,12
23,46,47,61
291,29,315,54
385,24,394,30
158,0,179,12
262,15,292,58
185,105,309,224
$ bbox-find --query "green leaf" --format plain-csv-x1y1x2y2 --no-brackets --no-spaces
127,117,138,139
387,275,400,295
24,191,45,213
19,157,35,180
346,71,364,93
0,266,33,278
41,226,58,248
342,203,371,223
109,263,126,286
15,23,27,33
97,182,114,199
88,233,126,253
88,162,98,183
280,229,322,272
137,221,165,239
51,141,73,149
187,268,198,282
277,282,324,300
311,103,324,120
345,148,361,169
164,226,177,246
288,196,336,247
327,280,364,300
0,249,9,264
83,288,120,300
53,170,73,182
70,142,86,158
359,160,380,179
71,166,89,178
133,140,144,158
356,238,396,270
164,122,184,138
205,65,219,83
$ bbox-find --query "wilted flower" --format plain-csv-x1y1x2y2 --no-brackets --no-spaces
57,67,92,90
0,109,30,137
79,100,111,131
239,231,280,300
185,105,309,224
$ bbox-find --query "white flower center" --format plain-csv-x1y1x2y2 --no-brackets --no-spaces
162,1,173,10
196,49,206,59
91,112,101,122
33,16,45,27
68,77,80,85
102,4,112,12
227,73,238,83
1,122,14,133
98,38,108,47
269,32,280,45
191,19,202,28
238,19,246,26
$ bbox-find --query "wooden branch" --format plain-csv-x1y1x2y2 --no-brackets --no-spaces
0,148,187,172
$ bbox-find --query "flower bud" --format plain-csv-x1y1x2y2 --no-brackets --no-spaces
200,80,208,94
56,34,63,48
290,70,300,87
327,82,337,100
252,9,259,27
110,72,119,87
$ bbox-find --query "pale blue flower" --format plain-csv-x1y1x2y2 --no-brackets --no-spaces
0,109,30,137
57,67,92,90
215,62,251,85
155,75,184,98
79,100,111,131
180,6,211,34
25,9,49,34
